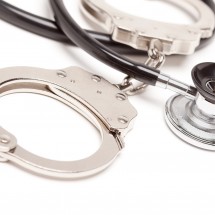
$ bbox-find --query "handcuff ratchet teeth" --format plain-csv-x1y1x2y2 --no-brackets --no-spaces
81,0,215,55
0,66,137,178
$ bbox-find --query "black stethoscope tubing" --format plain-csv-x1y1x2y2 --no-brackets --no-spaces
51,0,158,85
0,0,145,55
0,0,215,86
50,0,215,85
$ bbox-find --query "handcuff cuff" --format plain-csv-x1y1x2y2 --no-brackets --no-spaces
0,67,136,178
0,0,215,179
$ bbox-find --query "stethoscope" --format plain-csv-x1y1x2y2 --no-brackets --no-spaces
0,0,214,179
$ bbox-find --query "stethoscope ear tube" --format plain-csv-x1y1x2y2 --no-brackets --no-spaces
0,0,146,55
1,0,214,90
0,0,214,55
0,0,70,43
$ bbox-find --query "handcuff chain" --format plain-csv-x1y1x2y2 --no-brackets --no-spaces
117,39,166,96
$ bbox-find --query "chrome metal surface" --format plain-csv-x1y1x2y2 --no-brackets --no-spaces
196,93,215,116
206,80,215,93
156,74,197,98
145,39,166,69
81,0,215,55
0,66,137,178
165,94,215,150
116,76,147,96
117,39,164,96
0,127,17,162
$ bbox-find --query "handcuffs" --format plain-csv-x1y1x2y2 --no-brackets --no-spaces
0,0,214,178
0,66,136,178
80,0,215,55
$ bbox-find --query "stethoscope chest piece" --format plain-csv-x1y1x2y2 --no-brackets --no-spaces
80,0,215,149
165,63,215,150
0,66,137,178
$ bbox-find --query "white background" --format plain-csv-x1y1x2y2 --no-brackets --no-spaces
0,0,215,214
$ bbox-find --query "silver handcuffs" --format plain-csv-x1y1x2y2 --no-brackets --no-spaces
81,0,215,55
0,67,136,178
1,0,215,179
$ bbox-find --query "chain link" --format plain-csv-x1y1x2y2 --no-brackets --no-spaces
117,39,166,96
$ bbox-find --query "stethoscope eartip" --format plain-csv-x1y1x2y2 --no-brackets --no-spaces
165,62,215,150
